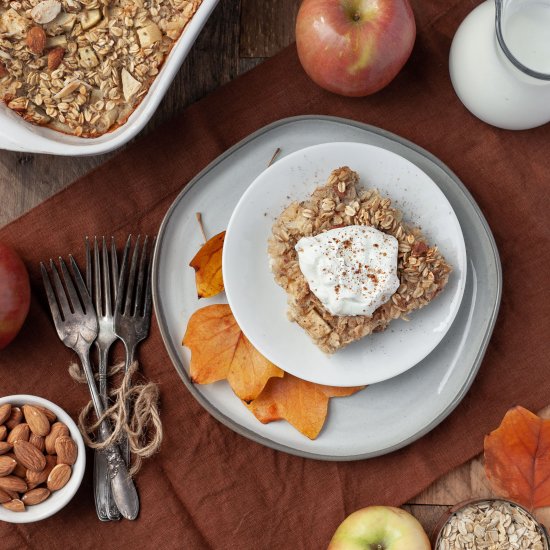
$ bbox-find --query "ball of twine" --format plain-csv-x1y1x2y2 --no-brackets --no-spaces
68,360,162,477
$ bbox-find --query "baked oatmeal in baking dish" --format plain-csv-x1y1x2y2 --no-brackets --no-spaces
0,0,202,136
268,166,452,354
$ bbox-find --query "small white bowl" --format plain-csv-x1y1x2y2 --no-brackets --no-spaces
0,395,86,524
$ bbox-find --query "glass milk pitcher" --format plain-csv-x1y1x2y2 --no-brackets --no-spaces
449,0,550,130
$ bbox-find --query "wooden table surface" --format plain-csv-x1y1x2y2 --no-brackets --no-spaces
0,0,500,540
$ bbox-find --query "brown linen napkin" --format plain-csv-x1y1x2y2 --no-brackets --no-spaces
1,1,549,548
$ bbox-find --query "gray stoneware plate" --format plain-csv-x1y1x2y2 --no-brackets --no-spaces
152,115,502,460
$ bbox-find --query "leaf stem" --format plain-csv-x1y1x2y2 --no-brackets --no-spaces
195,212,207,243
268,147,281,167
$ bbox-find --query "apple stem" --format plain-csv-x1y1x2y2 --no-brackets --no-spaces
352,11,361,22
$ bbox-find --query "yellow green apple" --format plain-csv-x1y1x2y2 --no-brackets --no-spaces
328,505,431,550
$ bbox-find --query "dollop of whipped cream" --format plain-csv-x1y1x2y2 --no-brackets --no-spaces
295,225,400,317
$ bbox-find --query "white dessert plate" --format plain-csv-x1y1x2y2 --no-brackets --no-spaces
223,142,467,387
152,115,501,459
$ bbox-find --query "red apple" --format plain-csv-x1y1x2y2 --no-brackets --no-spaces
0,242,31,350
296,0,416,97
328,505,431,550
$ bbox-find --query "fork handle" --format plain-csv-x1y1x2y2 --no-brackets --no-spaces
121,342,137,467
94,346,121,521
78,350,139,520
98,422,139,521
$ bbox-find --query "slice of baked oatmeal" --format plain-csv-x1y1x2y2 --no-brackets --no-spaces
268,166,452,354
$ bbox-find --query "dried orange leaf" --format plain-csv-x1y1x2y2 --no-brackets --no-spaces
182,304,283,401
189,231,225,298
484,406,550,509
246,374,365,439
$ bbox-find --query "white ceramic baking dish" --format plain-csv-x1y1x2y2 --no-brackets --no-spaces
0,0,219,156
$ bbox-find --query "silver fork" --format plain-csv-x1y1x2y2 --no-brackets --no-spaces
86,237,121,522
41,256,139,520
114,235,154,466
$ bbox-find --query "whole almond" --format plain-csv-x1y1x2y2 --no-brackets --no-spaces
0,62,7,78
4,488,19,500
22,487,50,505
35,406,56,424
47,46,65,71
0,404,11,425
55,436,77,465
47,463,71,491
26,26,47,55
26,455,55,488
0,475,27,493
0,456,17,477
6,453,26,479
7,423,30,445
29,434,45,453
0,442,11,456
0,426,6,441
45,422,69,454
46,454,56,469
0,488,11,504
5,407,22,429
3,499,25,512
14,441,46,472
23,405,50,437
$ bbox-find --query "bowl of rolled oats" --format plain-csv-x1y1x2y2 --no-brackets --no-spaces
0,0,218,154
434,499,549,550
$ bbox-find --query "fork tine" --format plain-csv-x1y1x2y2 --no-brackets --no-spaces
134,236,148,316
94,237,102,317
85,237,92,295
70,254,94,312
102,236,112,316
116,235,132,314
41,262,63,325
143,237,155,319
50,259,72,317
111,236,118,300
124,235,141,316
60,257,83,315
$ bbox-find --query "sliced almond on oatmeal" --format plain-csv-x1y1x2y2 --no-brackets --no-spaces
47,12,76,33
121,68,141,101
31,0,62,24
53,79,81,99
137,22,162,48
80,9,102,31
46,34,67,49
78,46,99,68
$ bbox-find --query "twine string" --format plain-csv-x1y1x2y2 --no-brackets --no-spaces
68,360,162,477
